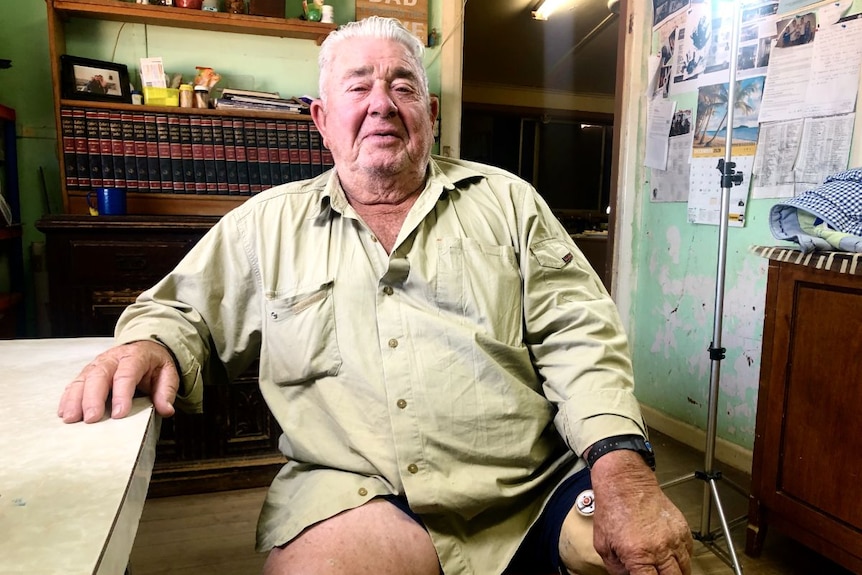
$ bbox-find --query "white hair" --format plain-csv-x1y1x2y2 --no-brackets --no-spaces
317,16,429,104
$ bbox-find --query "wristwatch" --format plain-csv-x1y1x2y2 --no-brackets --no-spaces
585,434,656,471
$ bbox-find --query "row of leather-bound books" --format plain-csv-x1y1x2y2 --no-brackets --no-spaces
60,105,334,196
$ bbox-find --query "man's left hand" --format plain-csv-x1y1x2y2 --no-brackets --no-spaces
590,450,693,575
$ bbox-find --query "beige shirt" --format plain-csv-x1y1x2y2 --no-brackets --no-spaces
116,156,645,574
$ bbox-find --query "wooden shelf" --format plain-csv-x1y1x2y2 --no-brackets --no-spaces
51,0,337,44
65,190,247,216
0,224,22,241
59,98,315,120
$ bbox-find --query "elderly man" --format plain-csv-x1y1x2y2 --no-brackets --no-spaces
59,16,692,575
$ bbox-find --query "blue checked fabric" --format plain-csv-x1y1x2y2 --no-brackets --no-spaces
770,167,862,253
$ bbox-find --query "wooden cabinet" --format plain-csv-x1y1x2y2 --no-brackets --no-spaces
0,104,23,338
46,0,335,216
746,249,862,573
37,214,286,497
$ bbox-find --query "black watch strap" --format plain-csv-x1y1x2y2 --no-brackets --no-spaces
585,434,656,471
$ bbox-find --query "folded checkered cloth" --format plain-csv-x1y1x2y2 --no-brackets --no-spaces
769,167,862,253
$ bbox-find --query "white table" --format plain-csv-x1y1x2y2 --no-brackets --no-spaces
0,337,159,575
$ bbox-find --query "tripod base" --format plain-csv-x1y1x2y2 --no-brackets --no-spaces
661,470,747,575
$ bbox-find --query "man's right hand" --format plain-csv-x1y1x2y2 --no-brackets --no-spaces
58,340,179,424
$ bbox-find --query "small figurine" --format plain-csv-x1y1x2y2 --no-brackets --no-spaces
303,0,323,22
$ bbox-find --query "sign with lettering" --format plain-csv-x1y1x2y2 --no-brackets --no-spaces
355,0,429,46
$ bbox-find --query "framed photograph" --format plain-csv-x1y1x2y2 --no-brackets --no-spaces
60,55,132,103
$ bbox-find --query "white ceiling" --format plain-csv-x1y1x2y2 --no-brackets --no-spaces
462,0,620,96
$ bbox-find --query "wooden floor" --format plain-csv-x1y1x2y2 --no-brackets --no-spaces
129,430,853,575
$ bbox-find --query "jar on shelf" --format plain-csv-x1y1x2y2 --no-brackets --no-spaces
226,0,246,13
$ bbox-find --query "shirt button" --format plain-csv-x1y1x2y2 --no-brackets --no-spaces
358,487,368,496
407,463,419,474
383,286,394,296
396,399,407,409
270,312,278,319
388,338,398,348
371,236,379,243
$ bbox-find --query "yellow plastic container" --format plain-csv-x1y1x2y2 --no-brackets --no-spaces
142,86,180,107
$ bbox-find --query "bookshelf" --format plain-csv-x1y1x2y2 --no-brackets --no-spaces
0,104,23,338
46,0,337,216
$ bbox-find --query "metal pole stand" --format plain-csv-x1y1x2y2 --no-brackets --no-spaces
660,159,747,575
660,5,747,572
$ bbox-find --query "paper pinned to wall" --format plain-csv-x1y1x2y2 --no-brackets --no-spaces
645,98,677,170
758,17,862,122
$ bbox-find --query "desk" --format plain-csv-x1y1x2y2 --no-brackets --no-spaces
0,337,159,575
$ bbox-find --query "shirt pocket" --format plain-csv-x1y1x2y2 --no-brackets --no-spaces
436,237,522,346
263,281,342,385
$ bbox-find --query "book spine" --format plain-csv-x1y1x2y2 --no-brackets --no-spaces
85,108,103,188
222,117,239,195
321,143,334,172
203,116,221,194
244,119,261,193
296,120,312,180
308,123,323,177
233,118,251,195
97,110,114,187
266,120,281,186
109,110,126,189
152,114,171,192
167,115,185,194
287,120,301,182
275,119,292,184
121,111,138,192
132,112,150,191
255,119,272,190
61,107,78,190
190,115,207,193
72,107,91,190
178,115,196,193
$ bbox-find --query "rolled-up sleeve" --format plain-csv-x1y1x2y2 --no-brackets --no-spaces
520,191,646,456
114,212,262,413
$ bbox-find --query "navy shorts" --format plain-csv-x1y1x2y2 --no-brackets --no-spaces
381,467,592,574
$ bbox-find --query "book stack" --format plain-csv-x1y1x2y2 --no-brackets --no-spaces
61,105,333,196
213,89,310,114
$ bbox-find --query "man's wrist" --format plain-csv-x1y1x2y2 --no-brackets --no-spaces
585,434,656,471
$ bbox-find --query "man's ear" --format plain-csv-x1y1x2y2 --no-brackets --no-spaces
310,99,327,142
429,94,440,126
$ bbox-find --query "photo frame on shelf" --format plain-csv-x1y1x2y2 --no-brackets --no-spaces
60,55,132,103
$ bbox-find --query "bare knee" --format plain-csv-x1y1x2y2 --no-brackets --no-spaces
263,499,439,575
558,508,608,575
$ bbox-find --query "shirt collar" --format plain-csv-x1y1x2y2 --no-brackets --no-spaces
316,155,488,219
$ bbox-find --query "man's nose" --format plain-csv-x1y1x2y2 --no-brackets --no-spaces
368,84,397,117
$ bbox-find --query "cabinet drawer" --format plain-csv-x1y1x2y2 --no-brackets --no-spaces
67,238,197,284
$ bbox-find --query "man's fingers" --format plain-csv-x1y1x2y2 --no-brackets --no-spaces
58,379,86,423
80,359,117,423
150,362,178,417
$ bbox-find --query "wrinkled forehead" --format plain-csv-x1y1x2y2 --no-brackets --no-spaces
329,37,422,84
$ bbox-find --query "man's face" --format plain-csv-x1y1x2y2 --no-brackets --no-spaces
311,37,439,180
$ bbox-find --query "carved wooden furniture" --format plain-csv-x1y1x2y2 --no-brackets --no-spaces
746,247,862,573
37,214,285,497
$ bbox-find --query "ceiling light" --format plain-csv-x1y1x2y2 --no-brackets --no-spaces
532,0,572,20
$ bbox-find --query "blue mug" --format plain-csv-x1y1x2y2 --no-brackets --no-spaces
87,187,126,216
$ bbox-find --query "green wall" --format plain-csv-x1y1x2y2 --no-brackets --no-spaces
623,3,862,454
0,1,442,335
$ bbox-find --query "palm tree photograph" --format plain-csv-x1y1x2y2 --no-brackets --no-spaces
693,76,765,152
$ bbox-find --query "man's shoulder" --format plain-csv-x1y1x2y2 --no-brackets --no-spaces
229,172,331,218
431,155,529,188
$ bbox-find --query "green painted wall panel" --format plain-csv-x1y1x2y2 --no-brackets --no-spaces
0,1,441,335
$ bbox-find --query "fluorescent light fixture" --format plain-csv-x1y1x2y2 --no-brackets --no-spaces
532,0,571,20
